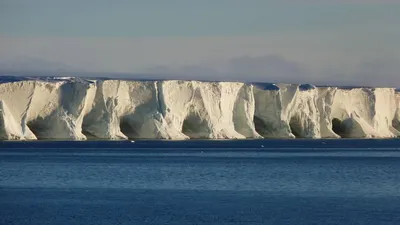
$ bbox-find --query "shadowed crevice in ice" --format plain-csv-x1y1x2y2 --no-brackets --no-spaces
119,118,139,139
289,117,303,138
181,113,211,139
26,120,49,140
332,118,347,138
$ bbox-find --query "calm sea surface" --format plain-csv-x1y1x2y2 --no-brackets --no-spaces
1,140,400,225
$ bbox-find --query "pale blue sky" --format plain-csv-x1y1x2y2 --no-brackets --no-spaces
1,0,400,87
1,0,399,36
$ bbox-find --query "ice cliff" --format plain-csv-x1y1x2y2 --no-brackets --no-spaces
0,76,399,140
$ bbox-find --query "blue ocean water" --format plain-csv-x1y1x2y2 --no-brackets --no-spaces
1,139,400,225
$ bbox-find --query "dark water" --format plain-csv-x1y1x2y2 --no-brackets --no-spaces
1,140,400,224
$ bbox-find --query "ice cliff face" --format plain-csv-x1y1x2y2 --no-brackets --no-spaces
393,91,400,136
160,81,260,139
329,88,398,138
0,77,399,140
82,80,185,140
0,78,94,140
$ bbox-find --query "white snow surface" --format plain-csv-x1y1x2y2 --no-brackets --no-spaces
0,77,399,140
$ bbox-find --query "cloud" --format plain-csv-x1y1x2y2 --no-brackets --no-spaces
352,59,400,87
0,56,82,74
0,34,400,87
141,55,307,82
143,55,400,87
224,55,310,83
140,55,312,83
1,54,399,88
1,31,399,73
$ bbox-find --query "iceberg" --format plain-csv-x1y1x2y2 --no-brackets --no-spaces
0,76,399,140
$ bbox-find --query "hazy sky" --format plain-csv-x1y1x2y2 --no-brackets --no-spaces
1,0,400,86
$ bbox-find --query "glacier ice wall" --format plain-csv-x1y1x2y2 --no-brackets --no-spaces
82,80,185,140
253,84,325,138
0,100,26,140
160,81,260,139
329,88,398,138
392,91,400,136
0,77,399,140
0,79,94,140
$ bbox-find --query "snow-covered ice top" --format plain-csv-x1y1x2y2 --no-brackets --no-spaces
0,76,399,140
